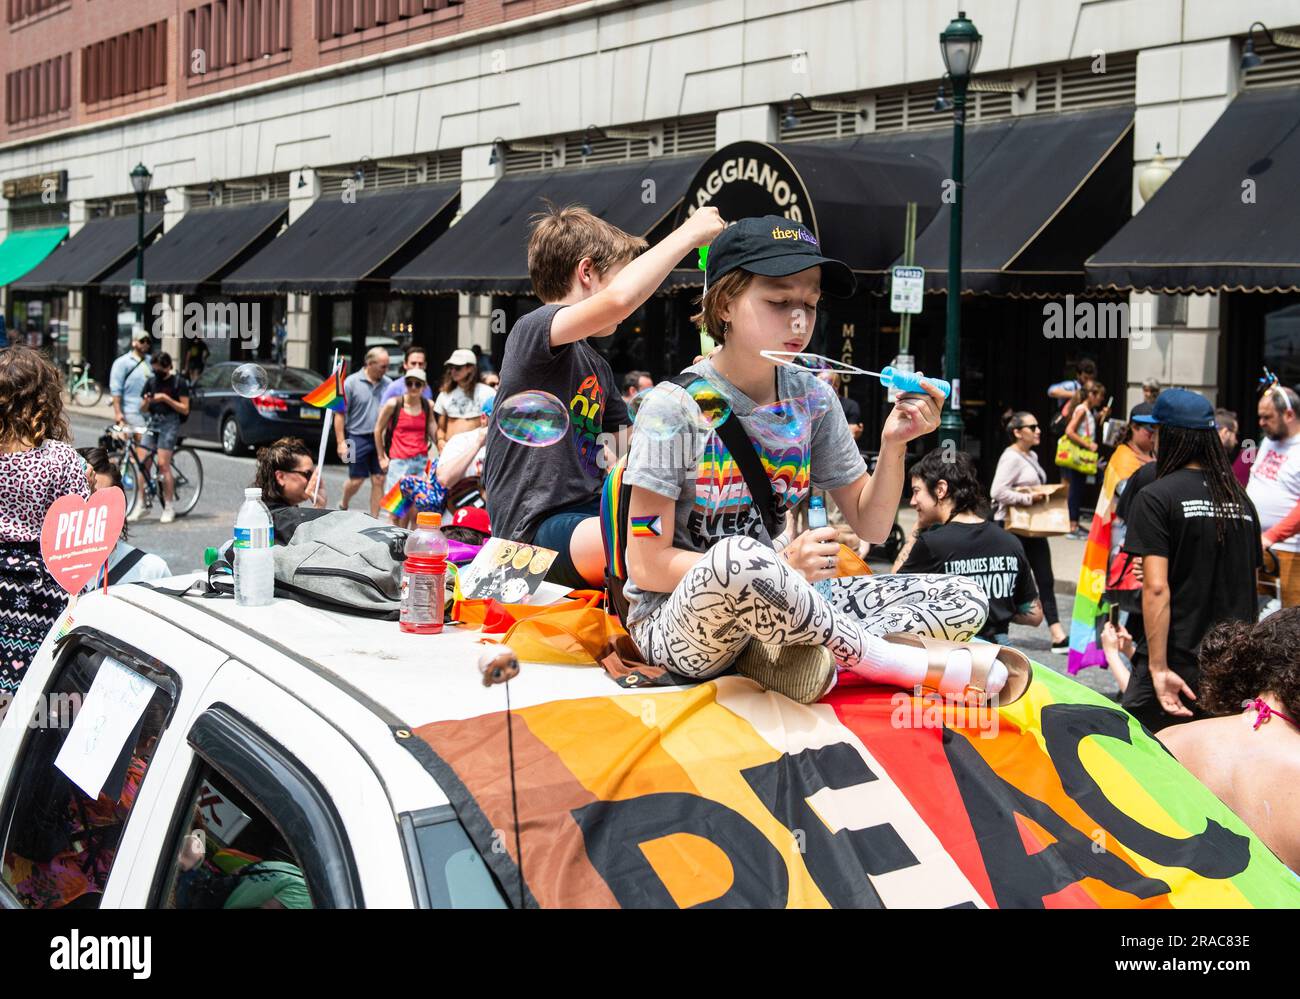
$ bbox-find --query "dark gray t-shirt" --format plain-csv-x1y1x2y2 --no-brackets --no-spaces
484,303,629,543
621,358,867,627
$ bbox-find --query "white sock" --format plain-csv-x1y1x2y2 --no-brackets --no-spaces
848,637,1008,697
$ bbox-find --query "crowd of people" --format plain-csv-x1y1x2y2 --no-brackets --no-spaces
1,200,1298,877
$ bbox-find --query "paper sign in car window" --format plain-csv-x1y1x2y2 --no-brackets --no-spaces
196,780,253,843
54,657,158,800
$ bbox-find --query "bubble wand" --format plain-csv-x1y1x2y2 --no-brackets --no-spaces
698,246,717,356
761,350,952,399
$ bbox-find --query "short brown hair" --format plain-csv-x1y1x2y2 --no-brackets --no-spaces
690,270,754,345
527,202,647,302
0,345,69,449
253,437,312,506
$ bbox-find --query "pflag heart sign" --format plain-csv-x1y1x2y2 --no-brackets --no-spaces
40,489,125,595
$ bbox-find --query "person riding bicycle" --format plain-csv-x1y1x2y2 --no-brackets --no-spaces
134,352,190,524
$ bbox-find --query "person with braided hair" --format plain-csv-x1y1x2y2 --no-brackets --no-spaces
1121,389,1263,732
1158,609,1300,871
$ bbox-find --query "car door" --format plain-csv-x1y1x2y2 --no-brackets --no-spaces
115,659,411,909
0,616,227,911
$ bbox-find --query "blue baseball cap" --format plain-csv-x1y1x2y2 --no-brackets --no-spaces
1131,388,1215,430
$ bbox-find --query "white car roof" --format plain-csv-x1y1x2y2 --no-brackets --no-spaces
119,576,651,732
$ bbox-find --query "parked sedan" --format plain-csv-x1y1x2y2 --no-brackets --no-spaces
187,362,332,455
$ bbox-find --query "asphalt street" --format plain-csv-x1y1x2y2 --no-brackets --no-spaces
69,411,352,574
67,410,1122,697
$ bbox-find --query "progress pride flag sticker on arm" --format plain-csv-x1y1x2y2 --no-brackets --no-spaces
39,490,125,595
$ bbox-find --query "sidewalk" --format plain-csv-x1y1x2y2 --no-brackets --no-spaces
870,506,1088,600
64,394,120,428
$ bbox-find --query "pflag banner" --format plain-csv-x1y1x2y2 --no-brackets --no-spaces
410,664,1300,908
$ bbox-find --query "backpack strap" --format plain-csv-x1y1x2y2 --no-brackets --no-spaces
107,546,148,585
671,372,783,540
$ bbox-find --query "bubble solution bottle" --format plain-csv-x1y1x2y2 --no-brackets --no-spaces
233,487,275,607
400,511,448,634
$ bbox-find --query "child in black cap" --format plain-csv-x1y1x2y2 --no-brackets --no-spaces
621,215,1030,704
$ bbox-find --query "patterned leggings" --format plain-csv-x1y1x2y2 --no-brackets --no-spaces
630,536,989,681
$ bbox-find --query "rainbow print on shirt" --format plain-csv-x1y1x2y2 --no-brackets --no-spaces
689,432,810,544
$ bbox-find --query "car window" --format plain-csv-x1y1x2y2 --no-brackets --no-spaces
407,807,506,908
272,367,325,391
156,766,314,909
0,641,175,910
195,365,231,389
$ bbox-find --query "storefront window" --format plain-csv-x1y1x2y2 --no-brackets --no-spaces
1263,303,1300,391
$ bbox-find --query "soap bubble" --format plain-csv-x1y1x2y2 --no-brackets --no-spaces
751,398,814,449
231,362,269,398
496,390,569,447
633,379,733,441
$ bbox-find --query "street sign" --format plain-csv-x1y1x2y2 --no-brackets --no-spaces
129,279,146,305
890,266,924,314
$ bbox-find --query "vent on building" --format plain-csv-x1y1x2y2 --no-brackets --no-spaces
8,201,69,230
502,145,556,174
184,174,290,207
778,108,857,143
1038,53,1137,112
663,114,716,155
1242,39,1300,90
316,154,460,196
84,191,168,218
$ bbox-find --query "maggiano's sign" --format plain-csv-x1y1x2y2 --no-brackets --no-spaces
679,142,816,234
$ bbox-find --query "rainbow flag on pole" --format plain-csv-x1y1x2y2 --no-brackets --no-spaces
303,361,347,412
1067,443,1150,674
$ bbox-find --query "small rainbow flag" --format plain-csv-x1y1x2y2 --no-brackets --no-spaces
303,362,347,412
630,515,661,538
380,480,409,518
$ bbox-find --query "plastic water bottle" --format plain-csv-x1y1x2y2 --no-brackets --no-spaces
807,494,828,530
401,512,447,634
233,487,275,607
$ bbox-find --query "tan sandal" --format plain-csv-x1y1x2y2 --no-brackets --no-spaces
733,640,837,704
881,633,1033,706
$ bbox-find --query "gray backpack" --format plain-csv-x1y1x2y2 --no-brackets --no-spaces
272,511,408,618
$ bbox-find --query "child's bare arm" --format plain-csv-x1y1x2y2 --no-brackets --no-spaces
550,208,725,348
625,486,700,593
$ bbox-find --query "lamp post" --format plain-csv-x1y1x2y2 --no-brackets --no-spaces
129,162,152,333
937,11,981,452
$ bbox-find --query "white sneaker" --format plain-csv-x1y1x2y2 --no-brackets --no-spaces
159,508,175,524
127,505,146,523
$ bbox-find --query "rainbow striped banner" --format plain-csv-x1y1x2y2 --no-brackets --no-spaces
411,663,1300,908
1068,444,1149,675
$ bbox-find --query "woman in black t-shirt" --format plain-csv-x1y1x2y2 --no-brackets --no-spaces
895,449,1042,643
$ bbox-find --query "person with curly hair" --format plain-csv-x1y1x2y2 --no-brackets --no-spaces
1159,609,1300,871
0,346,90,717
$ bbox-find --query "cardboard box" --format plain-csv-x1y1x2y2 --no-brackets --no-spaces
1005,483,1070,537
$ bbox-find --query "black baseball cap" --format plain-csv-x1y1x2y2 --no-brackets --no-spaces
1131,388,1215,430
706,215,856,297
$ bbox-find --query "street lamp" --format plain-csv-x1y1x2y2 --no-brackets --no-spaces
129,162,152,333
937,10,981,451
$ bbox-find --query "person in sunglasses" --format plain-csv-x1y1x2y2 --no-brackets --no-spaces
992,411,1068,653
253,437,328,511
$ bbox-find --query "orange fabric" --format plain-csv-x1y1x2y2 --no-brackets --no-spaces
1260,548,1300,608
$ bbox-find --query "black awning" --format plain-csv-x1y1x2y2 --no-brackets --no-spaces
10,213,163,292
868,106,1134,296
98,200,288,295
1087,86,1300,293
391,155,704,295
221,183,459,295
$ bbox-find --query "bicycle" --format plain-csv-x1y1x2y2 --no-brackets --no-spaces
103,421,204,519
65,360,104,407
